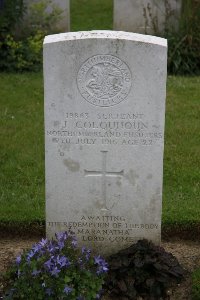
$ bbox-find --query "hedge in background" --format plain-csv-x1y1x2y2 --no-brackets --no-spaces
144,0,200,75
0,0,62,72
0,0,199,74
167,0,200,75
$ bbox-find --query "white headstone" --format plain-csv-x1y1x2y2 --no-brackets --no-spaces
114,0,181,34
55,0,70,32
44,31,167,256
25,0,70,32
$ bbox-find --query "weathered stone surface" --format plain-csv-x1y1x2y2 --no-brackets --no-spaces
113,0,181,34
44,30,167,256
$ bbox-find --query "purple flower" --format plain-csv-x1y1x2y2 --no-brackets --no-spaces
63,285,73,294
94,255,102,265
81,246,91,260
94,255,109,274
56,231,68,241
50,266,61,277
81,246,86,254
44,258,53,271
45,288,52,296
39,238,48,247
32,269,41,276
97,264,109,275
57,240,65,250
47,241,56,253
16,255,21,265
78,258,83,265
32,243,42,253
71,238,78,248
57,255,70,268
26,250,35,262
85,249,91,261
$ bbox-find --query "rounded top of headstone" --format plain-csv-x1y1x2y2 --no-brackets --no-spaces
44,30,167,48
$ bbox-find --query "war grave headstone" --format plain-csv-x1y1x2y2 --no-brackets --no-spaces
113,0,181,34
44,30,167,256
25,0,70,32
55,0,70,32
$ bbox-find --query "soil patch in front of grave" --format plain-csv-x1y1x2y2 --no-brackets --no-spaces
0,236,200,299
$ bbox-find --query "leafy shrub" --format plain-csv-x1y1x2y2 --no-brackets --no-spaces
143,0,200,75
105,239,184,299
0,0,25,38
0,0,63,72
192,268,200,300
4,231,108,299
27,0,63,35
0,31,44,71
167,0,200,75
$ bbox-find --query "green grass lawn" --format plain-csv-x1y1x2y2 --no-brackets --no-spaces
192,268,200,299
163,76,200,225
0,74,199,225
0,73,44,223
71,0,113,31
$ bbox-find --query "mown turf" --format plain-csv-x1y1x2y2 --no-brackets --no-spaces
0,73,44,222
0,74,199,226
163,76,200,225
192,268,200,300
71,0,113,31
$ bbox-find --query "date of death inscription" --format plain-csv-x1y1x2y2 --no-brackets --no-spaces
47,215,159,243
46,112,163,147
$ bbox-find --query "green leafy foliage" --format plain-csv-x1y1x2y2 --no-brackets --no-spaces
0,32,44,72
0,0,63,72
0,0,25,38
27,0,63,34
4,231,108,299
0,0,25,68
105,239,184,299
167,0,200,75
144,0,200,75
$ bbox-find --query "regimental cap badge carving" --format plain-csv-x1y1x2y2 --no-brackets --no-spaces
77,55,132,107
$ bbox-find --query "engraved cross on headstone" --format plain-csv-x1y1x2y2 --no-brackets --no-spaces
84,151,124,211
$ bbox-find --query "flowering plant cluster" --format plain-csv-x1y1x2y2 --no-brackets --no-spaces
4,231,108,300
